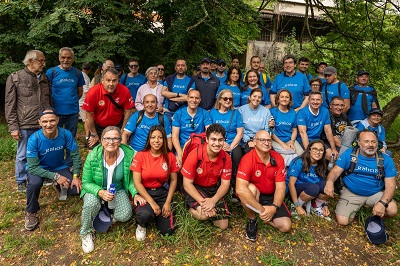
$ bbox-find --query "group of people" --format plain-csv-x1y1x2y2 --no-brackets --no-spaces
4,48,398,253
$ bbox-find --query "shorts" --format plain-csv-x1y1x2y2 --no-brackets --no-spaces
259,193,290,219
183,184,230,220
335,187,383,219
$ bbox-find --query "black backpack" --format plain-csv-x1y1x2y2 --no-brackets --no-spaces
349,85,380,108
322,81,342,106
136,110,164,128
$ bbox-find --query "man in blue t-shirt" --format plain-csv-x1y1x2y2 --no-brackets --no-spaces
325,129,398,226
161,59,195,122
270,55,311,111
46,47,85,167
119,58,147,100
25,107,82,231
172,89,212,162
348,70,379,126
297,57,313,82
321,66,350,111
122,94,172,152
297,91,338,159
214,59,227,84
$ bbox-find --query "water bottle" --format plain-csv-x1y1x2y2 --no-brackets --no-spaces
268,116,275,135
59,185,67,201
108,183,116,209
328,154,335,171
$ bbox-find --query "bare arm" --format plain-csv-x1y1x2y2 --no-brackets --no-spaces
85,111,99,146
324,124,338,157
77,86,83,99
172,126,182,161
298,125,309,149
161,86,187,102
324,165,344,197
230,127,243,150
236,178,264,214
296,96,309,112
270,94,276,107
183,176,205,204
133,171,160,215
343,99,350,113
121,109,133,130
121,130,131,145
167,137,173,151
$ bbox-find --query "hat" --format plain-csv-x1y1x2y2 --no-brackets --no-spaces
210,59,217,64
365,215,389,245
38,106,58,119
93,204,112,233
368,108,383,116
323,66,337,75
217,59,226,65
115,63,123,71
200,58,211,64
358,70,370,76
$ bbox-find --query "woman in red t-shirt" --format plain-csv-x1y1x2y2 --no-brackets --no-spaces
131,125,180,241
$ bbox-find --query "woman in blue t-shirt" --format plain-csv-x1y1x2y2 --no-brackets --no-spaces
240,70,271,108
270,89,303,166
216,66,242,108
287,140,330,219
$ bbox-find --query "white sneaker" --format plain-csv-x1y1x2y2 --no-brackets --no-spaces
82,233,94,253
136,225,147,241
311,205,331,221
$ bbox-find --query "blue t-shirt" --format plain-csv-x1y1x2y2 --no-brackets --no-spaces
124,112,172,151
270,107,297,142
214,72,227,84
240,86,271,106
336,149,397,196
321,82,350,109
209,108,243,144
172,107,212,147
287,158,324,185
163,75,194,110
296,107,330,143
314,76,326,83
120,73,147,99
238,104,272,143
26,128,78,172
46,66,85,115
216,84,241,108
270,71,311,109
259,73,272,89
348,85,377,122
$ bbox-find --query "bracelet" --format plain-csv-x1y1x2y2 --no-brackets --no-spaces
90,132,98,137
53,172,61,182
272,203,280,211
73,174,79,179
378,200,388,208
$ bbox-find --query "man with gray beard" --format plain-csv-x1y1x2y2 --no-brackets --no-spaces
324,129,398,226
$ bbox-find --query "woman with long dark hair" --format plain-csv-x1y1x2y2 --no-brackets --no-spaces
131,125,179,241
240,69,270,108
287,140,330,219
216,66,242,108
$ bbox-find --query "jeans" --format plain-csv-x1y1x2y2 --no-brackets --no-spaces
58,113,79,167
16,129,39,184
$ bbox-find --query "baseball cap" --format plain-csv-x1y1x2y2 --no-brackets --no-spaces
358,70,370,76
115,63,123,71
365,215,389,245
200,58,211,64
217,59,226,65
323,66,337,75
368,108,383,116
93,204,112,233
38,106,58,119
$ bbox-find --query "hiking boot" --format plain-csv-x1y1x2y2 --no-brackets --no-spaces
25,212,39,231
246,218,257,242
136,225,147,241
311,202,331,221
17,182,27,193
82,233,95,253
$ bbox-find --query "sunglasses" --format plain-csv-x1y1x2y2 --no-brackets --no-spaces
158,68,164,71
129,65,139,68
218,63,226,67
221,97,233,102
190,118,195,129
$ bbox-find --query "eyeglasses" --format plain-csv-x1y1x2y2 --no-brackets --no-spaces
102,137,122,143
158,68,164,71
221,97,233,102
129,65,139,69
254,138,272,144
34,59,46,64
311,147,324,153
311,84,320,87
218,63,226,67
190,118,195,129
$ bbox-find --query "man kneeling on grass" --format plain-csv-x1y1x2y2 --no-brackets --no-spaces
181,124,232,230
236,130,291,241
25,107,82,231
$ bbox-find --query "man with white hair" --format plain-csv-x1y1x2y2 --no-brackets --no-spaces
5,50,52,192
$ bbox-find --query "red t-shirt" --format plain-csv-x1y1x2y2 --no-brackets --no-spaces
82,83,134,128
181,144,232,187
237,149,286,194
130,151,180,188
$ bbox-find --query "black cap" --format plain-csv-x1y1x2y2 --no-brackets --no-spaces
115,64,123,71
368,108,383,116
357,70,370,76
38,106,58,119
365,215,388,245
210,59,217,64
200,58,211,64
217,59,226,65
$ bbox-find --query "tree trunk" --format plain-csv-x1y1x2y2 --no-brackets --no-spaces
382,95,400,129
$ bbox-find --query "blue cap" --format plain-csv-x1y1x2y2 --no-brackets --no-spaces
93,204,112,233
365,215,389,245
200,58,211,64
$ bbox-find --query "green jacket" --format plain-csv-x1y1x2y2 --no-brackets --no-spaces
80,143,137,198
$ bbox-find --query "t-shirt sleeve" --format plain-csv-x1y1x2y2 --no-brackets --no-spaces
130,152,143,172
288,159,301,179
168,152,181,173
323,109,331,126
124,112,139,133
164,116,172,137
236,111,244,128
171,109,182,127
77,70,85,87
26,134,39,158
383,155,398,178
303,76,311,95
181,149,197,180
221,153,232,180
65,129,79,152
82,89,96,112
122,89,135,109
296,109,307,126
203,109,212,126
270,77,278,94
262,87,271,105
274,155,286,182
236,154,252,181
340,83,350,99
335,150,351,170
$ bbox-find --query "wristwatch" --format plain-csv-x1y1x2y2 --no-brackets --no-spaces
272,203,280,211
378,200,388,208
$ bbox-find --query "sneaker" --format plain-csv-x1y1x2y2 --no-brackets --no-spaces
25,212,39,231
43,179,53,186
290,204,301,220
82,233,95,253
245,218,257,242
311,202,331,221
17,182,27,193
136,225,147,241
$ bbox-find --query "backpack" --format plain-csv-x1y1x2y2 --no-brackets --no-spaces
165,74,194,112
181,132,207,166
348,85,380,109
333,146,385,194
322,81,342,106
135,110,164,128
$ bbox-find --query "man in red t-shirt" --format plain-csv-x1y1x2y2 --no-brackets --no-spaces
83,68,134,148
181,124,232,230
236,130,291,241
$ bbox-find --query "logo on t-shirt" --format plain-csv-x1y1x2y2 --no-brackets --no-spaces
98,100,105,106
162,162,168,172
255,170,261,177
197,167,203,174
